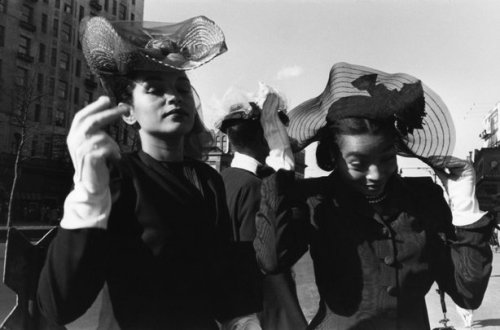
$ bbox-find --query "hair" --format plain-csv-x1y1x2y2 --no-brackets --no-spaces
225,119,265,152
104,73,214,161
316,117,398,171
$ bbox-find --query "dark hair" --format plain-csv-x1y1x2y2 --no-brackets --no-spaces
316,117,397,171
226,119,265,152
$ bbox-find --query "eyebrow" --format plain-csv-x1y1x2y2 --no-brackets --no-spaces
344,143,395,158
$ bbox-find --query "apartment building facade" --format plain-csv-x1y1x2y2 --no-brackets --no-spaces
0,0,144,225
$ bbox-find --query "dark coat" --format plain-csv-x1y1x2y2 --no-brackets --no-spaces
38,151,243,330
222,166,307,330
255,171,493,330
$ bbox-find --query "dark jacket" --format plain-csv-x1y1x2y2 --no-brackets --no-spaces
222,166,307,330
38,151,243,330
255,171,493,330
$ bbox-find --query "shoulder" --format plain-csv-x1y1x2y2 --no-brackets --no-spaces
401,176,444,197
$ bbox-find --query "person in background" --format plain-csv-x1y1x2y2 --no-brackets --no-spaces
37,15,254,329
254,62,494,330
216,86,307,330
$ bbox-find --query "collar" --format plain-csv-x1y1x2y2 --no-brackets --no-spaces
231,152,263,175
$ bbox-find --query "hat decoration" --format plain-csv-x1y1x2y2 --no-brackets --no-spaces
287,62,455,169
215,84,289,133
80,15,227,76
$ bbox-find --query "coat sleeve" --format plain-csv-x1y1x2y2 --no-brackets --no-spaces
254,170,310,274
37,228,109,325
37,164,128,325
428,182,493,310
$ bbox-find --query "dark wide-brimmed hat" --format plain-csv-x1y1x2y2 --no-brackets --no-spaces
80,15,227,102
287,62,456,169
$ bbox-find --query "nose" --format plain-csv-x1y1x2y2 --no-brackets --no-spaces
165,92,182,106
366,164,382,182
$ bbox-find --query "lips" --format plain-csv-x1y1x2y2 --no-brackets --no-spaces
162,108,188,118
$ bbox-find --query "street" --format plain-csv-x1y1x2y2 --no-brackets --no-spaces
1,244,499,329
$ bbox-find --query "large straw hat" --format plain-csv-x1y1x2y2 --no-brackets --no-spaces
287,62,455,169
80,15,227,102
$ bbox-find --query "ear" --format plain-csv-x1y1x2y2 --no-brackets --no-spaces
120,103,137,126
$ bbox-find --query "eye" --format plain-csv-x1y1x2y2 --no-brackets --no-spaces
143,82,165,95
176,81,192,94
348,159,366,171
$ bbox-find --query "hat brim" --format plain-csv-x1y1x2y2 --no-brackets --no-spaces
287,62,455,169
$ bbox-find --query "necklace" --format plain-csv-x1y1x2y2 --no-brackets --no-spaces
366,193,387,204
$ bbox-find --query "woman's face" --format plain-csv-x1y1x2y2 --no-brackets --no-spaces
336,132,398,198
128,70,196,138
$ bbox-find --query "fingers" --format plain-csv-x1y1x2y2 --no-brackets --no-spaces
71,96,112,128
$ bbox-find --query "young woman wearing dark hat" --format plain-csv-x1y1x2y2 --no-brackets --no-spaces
254,62,494,329
37,16,253,329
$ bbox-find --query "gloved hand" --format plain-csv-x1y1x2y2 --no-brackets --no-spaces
431,156,487,226
61,96,128,229
256,82,294,171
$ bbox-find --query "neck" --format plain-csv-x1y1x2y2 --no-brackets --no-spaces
139,131,184,162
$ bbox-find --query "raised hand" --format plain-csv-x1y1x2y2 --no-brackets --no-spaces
67,96,129,194
429,156,487,226
257,83,294,171
61,97,129,230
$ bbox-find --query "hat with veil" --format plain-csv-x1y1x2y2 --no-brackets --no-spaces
286,62,456,169
79,15,227,104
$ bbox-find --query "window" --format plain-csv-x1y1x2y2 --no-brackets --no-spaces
18,35,31,56
130,13,135,21
64,3,71,14
43,135,52,158
37,73,43,92
118,3,127,20
104,0,109,11
79,5,84,21
49,78,55,95
132,0,135,5
41,14,48,33
58,80,68,99
34,104,41,122
0,0,6,13
112,0,117,15
16,67,29,86
85,91,93,105
31,136,39,156
60,51,69,70
62,23,71,42
53,18,59,37
55,108,65,127
21,5,33,23
0,25,4,47
73,87,79,104
38,43,46,62
46,106,53,123
55,0,60,9
75,59,81,77
51,48,57,67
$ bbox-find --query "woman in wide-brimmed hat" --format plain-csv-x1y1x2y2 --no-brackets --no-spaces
254,62,494,330
37,16,254,329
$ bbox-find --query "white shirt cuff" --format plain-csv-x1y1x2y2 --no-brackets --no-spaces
60,184,111,230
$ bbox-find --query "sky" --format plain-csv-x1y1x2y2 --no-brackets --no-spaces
144,0,500,177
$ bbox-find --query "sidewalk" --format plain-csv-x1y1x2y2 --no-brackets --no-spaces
1,243,499,329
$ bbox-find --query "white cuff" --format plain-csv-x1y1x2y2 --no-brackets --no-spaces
60,184,111,230
452,210,488,227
